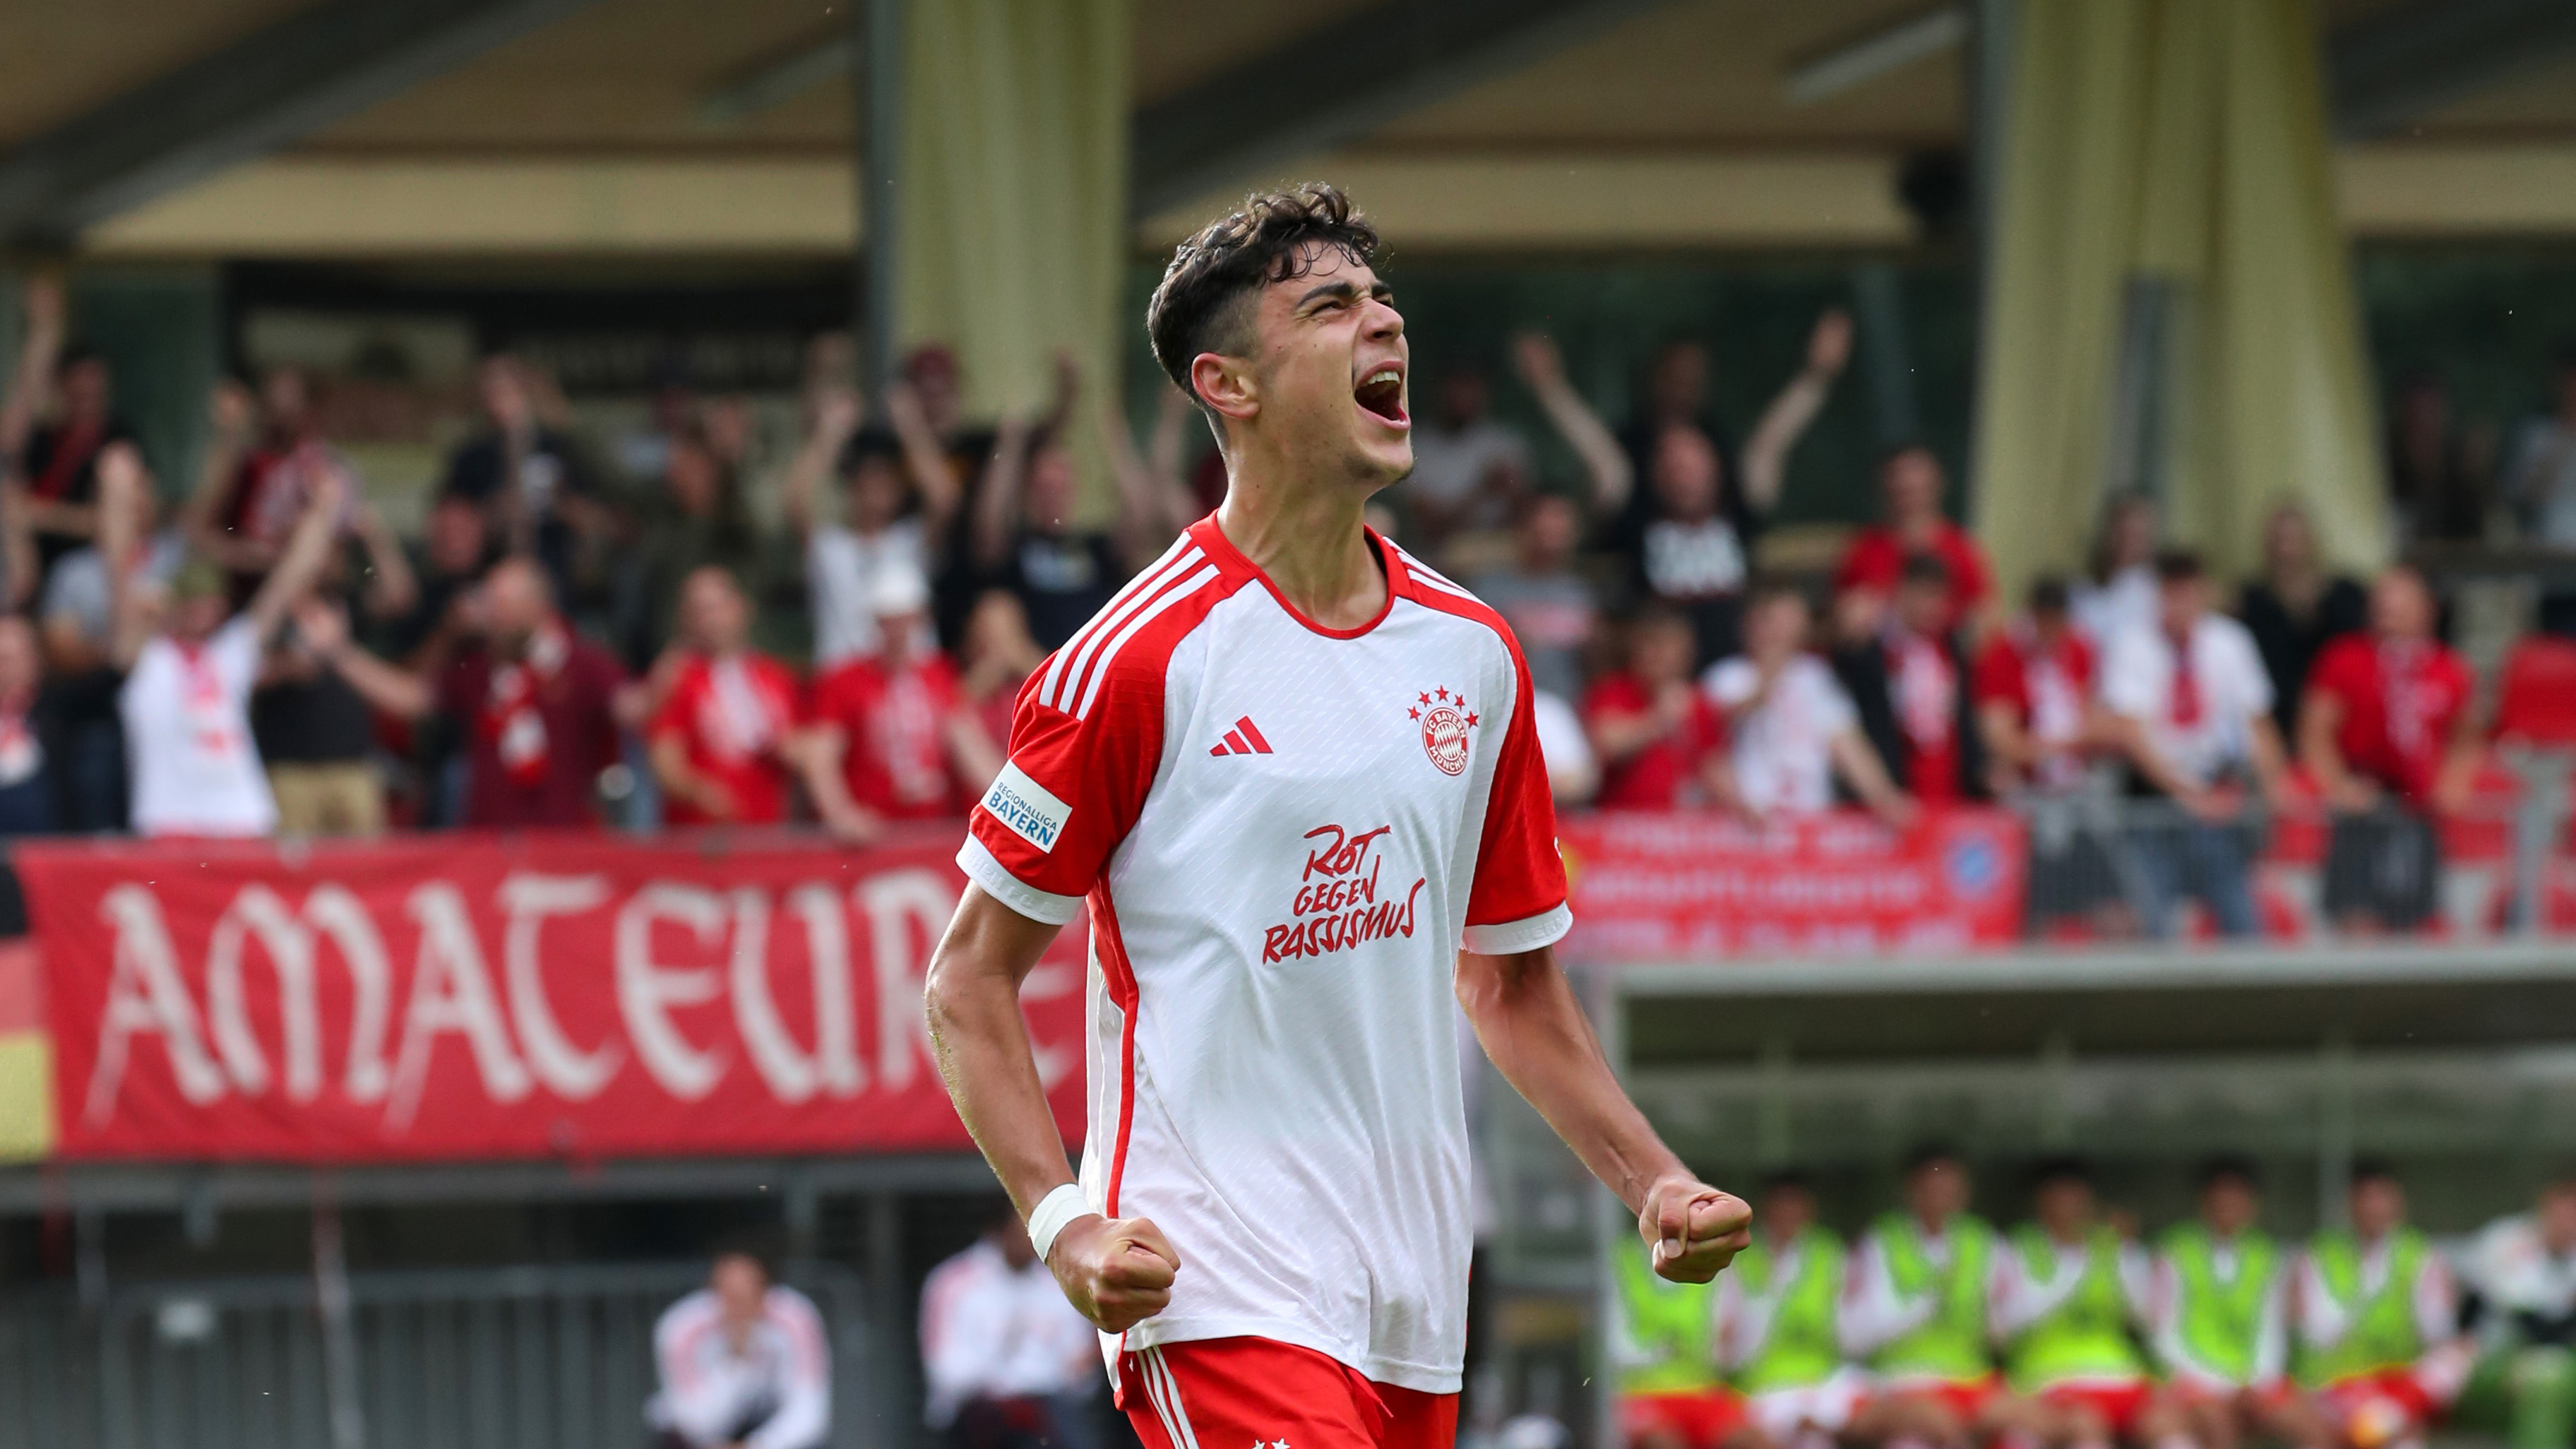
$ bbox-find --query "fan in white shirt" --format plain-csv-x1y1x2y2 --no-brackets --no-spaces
650,1251,830,1449
783,388,955,667
920,1209,1103,1443
1702,585,1916,828
2097,552,2288,939
98,443,344,838
2457,1187,2576,1449
2098,553,2287,811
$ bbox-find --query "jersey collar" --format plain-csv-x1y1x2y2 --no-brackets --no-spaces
1189,515,1402,640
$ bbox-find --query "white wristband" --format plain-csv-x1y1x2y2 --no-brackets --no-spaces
1027,1183,1092,1263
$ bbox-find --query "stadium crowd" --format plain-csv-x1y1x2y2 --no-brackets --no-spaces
6,274,2576,939
1612,1154,2576,1449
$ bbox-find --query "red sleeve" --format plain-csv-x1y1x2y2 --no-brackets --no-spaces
1689,695,1728,761
1948,527,1993,609
958,649,1164,925
648,666,697,746
926,653,966,715
1580,674,1641,727
808,664,855,732
2307,635,2367,706
1462,643,1573,955
1835,530,1890,592
1969,637,2026,710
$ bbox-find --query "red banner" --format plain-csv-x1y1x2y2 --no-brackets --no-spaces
18,831,1084,1163
1558,810,2027,960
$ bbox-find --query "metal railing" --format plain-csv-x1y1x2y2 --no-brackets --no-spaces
2011,750,2576,942
0,1260,876,1449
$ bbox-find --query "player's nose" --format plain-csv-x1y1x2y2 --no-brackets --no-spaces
1362,294,1405,343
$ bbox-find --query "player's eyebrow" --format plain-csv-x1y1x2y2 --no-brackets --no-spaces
1294,278,1392,311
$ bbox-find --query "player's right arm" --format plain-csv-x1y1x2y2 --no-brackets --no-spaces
924,886,1180,1332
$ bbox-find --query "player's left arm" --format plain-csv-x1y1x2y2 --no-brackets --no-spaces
1457,943,1750,1282
1458,637,1750,1282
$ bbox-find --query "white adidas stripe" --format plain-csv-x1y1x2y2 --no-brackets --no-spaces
1042,544,1205,712
1144,1348,1201,1449
1411,568,1481,601
1393,545,1481,600
1074,564,1220,719
1138,1349,1186,1449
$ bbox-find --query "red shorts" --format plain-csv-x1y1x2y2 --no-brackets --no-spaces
2039,1383,2152,1436
1875,1376,2003,1425
1620,1389,1746,1449
2165,1377,2298,1410
2318,1371,2440,1441
1119,1338,1457,1449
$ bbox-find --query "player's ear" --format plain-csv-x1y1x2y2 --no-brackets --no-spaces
1190,352,1258,427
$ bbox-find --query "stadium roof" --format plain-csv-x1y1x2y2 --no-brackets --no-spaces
5,0,2576,257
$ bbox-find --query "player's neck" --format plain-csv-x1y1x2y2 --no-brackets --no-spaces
1215,461,1388,631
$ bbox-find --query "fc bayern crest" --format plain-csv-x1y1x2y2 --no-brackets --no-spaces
1407,686,1478,777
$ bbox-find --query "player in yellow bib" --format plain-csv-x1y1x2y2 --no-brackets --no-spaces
1988,1159,2154,1449
2140,1157,2332,1449
2291,1163,2469,1449
1715,1173,1866,1449
1614,1230,1758,1449
1843,1148,2047,1449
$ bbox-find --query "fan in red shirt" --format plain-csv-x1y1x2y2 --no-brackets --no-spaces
794,564,1002,840
1972,576,2131,935
1972,576,2099,795
304,556,642,829
1582,607,1734,811
2493,628,2576,748
2299,566,2481,933
1834,445,1992,636
647,566,803,826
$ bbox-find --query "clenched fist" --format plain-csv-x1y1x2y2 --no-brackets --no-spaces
1638,1176,1753,1283
1048,1215,1181,1332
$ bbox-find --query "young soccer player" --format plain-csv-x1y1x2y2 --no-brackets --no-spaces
2142,1158,2328,1449
1989,1159,2153,1449
1614,1229,1751,1449
924,184,1751,1449
1716,1172,1861,1449
1843,1148,2041,1449
2293,1164,2469,1449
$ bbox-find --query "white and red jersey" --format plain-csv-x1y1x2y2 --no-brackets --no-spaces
648,1284,830,1449
1973,625,2097,791
960,518,1569,1395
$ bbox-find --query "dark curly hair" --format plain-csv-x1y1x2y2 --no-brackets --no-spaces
1145,182,1383,407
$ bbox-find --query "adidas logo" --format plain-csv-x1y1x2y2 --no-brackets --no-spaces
1209,716,1275,757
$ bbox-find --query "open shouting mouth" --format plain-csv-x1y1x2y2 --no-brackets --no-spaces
1355,364,1408,427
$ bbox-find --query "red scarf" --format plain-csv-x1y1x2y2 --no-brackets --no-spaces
480,621,570,789
2379,639,2434,761
1888,633,1955,749
175,639,242,758
2166,625,2202,727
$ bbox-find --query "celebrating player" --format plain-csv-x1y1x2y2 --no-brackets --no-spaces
924,183,1751,1449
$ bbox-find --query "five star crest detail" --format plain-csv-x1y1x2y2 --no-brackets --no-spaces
1409,684,1477,777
